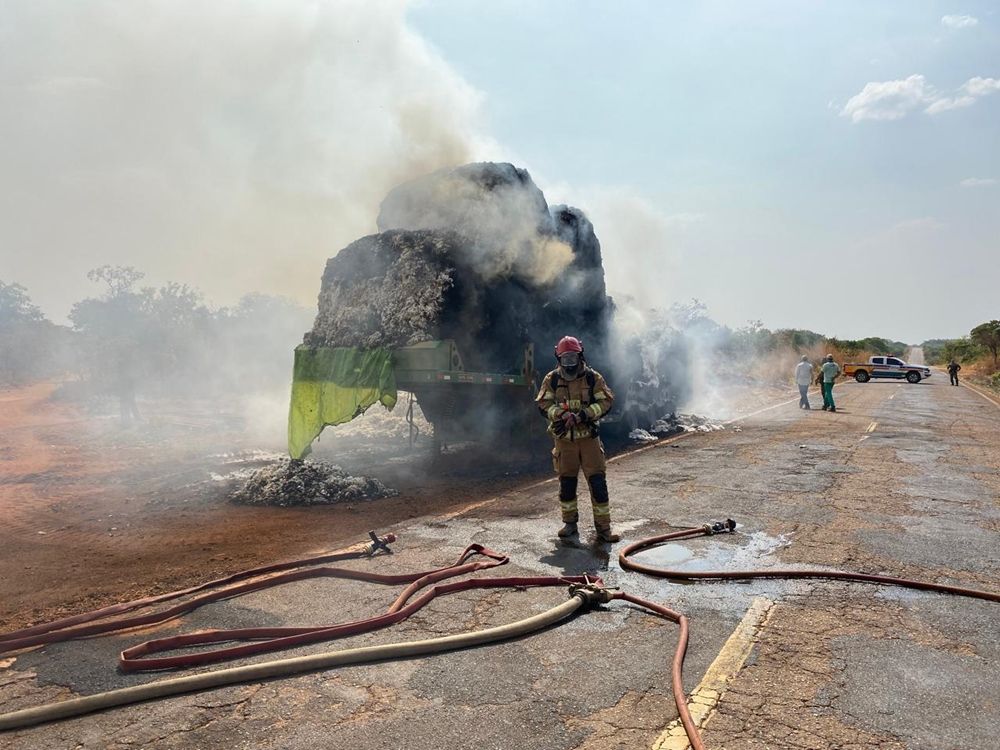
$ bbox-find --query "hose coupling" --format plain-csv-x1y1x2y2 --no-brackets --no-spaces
703,519,737,535
568,582,618,605
366,531,395,556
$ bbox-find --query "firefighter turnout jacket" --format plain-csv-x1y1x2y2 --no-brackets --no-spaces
535,366,614,440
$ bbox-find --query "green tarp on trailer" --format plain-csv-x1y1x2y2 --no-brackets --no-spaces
287,346,397,459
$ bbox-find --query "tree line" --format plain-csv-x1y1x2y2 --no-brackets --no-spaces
922,320,1000,387
0,268,312,397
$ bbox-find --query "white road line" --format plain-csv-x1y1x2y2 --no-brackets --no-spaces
961,380,1000,410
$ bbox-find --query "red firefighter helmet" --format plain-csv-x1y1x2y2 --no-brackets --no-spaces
554,336,584,356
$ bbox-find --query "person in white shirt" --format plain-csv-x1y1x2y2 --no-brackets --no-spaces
794,355,814,410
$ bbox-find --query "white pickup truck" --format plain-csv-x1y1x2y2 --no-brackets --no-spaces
843,356,932,384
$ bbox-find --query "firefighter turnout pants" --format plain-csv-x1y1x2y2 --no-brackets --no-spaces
552,436,611,531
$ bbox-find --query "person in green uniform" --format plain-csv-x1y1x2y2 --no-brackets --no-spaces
820,354,841,412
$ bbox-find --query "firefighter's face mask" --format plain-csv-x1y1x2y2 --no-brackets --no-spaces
559,352,580,373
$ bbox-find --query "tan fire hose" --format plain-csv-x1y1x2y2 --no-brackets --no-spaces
0,554,707,747
3,524,998,749
0,589,594,732
0,583,709,748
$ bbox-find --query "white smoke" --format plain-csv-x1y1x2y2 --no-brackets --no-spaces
0,0,496,319
541,180,752,419
377,163,576,285
546,185,703,308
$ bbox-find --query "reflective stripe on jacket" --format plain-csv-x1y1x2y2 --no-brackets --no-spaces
535,366,614,440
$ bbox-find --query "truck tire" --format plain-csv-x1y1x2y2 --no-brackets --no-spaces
855,370,870,383
906,371,921,383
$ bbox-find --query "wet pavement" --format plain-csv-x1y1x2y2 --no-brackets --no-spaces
2,375,998,749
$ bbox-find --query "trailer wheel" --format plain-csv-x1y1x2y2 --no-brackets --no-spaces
855,370,870,383
906,371,921,383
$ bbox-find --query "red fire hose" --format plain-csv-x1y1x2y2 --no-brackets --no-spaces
0,531,401,653
619,520,1000,603
2,525,997,749
0,534,707,746
0,534,519,667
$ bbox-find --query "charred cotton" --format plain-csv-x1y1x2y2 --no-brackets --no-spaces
231,459,397,507
628,413,726,442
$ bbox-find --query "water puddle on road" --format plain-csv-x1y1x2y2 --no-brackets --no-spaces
632,530,790,574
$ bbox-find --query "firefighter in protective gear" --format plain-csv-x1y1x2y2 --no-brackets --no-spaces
535,336,619,543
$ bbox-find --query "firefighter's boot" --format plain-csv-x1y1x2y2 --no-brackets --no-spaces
587,472,618,542
558,522,579,538
595,524,620,543
558,475,580,539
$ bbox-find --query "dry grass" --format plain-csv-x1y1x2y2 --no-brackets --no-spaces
741,344,887,385
964,359,1000,392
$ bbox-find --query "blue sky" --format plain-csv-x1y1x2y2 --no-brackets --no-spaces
1,1,995,345
408,1,999,342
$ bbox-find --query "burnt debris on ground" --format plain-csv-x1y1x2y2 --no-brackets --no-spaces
230,458,398,507
628,413,726,442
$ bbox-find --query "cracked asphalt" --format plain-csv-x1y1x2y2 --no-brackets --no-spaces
2,374,998,749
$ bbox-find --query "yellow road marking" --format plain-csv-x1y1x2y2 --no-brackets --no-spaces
866,421,877,433
651,597,775,750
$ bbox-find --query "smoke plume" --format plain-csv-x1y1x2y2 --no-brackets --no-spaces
0,0,492,319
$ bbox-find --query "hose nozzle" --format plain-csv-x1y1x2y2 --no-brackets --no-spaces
366,531,395,556
703,519,737,535
568,582,617,605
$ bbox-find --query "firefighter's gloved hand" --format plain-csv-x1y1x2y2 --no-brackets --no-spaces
552,419,568,437
562,411,579,428
574,410,592,424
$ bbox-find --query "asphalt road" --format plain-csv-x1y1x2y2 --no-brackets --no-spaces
2,374,998,750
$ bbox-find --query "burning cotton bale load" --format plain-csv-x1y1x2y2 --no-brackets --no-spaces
231,458,396,507
290,161,702,458
289,163,619,458
305,162,612,372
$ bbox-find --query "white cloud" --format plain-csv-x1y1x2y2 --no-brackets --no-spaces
960,177,997,187
842,75,1000,122
962,77,1000,97
840,75,936,122
941,14,978,29
924,94,976,113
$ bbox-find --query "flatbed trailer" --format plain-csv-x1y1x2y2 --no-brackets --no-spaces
288,339,539,458
392,340,538,451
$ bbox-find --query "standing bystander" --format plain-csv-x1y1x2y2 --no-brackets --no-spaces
795,355,814,409
820,354,841,412
947,360,961,386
